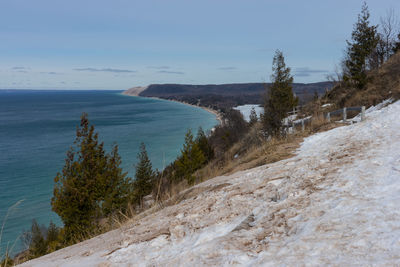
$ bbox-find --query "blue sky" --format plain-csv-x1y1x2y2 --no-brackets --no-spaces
1,0,399,90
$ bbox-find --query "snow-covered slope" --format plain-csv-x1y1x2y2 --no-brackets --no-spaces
20,101,400,266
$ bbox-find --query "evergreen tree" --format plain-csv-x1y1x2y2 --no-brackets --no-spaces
175,129,206,185
344,2,379,89
263,50,298,136
393,33,400,53
46,221,61,252
51,113,130,241
313,91,319,102
195,127,214,162
249,107,258,126
101,144,132,215
132,143,155,207
28,220,47,258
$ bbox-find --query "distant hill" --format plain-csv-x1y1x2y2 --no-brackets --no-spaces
129,82,333,111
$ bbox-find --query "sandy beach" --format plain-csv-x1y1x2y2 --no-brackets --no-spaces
156,98,223,125
122,86,148,96
122,88,223,125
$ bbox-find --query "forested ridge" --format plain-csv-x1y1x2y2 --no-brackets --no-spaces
139,82,333,111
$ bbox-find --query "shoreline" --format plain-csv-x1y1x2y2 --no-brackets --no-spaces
122,91,223,125
152,97,223,126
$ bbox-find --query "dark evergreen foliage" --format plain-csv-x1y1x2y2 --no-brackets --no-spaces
132,143,155,207
263,50,298,136
313,91,319,102
393,33,400,54
20,219,62,261
344,2,379,89
51,113,131,241
28,220,47,258
45,221,61,252
196,127,214,162
175,129,206,185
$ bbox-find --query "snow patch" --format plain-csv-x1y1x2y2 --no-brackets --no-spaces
233,104,263,122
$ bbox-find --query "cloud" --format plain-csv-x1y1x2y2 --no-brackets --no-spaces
74,68,136,73
12,67,30,73
12,66,28,70
157,70,185,75
148,66,170,70
40,72,63,75
218,67,236,71
294,67,329,77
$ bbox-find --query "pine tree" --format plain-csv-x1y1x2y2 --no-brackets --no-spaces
249,107,258,126
175,129,206,185
51,113,130,241
101,144,131,216
195,127,214,162
344,2,379,89
28,220,47,258
46,221,61,252
132,143,155,207
313,91,319,102
263,50,298,136
393,33,400,53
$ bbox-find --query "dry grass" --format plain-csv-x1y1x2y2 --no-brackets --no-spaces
326,51,400,108
131,112,342,223
94,97,347,247
98,98,348,242
11,107,346,265
1,200,24,267
196,114,340,182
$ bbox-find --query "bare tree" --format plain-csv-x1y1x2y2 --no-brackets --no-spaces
369,36,386,69
326,63,345,86
380,8,399,61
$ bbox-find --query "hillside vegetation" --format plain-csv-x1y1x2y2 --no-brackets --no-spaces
6,2,400,266
326,51,400,107
18,94,400,266
138,82,332,111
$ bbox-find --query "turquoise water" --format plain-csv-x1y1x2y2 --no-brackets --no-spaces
0,90,217,254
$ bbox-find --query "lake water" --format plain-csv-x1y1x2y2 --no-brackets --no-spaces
0,90,218,254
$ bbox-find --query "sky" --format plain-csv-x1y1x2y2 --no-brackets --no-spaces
1,0,399,90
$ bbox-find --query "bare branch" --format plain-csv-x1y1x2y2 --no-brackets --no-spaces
380,8,400,61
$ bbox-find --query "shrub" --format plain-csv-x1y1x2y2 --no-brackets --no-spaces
209,109,249,156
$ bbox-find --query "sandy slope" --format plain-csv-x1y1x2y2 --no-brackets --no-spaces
20,101,400,266
122,86,148,96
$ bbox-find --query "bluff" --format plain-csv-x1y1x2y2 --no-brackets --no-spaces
129,82,333,111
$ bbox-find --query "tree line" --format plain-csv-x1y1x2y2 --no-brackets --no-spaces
20,112,244,261
334,2,400,90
